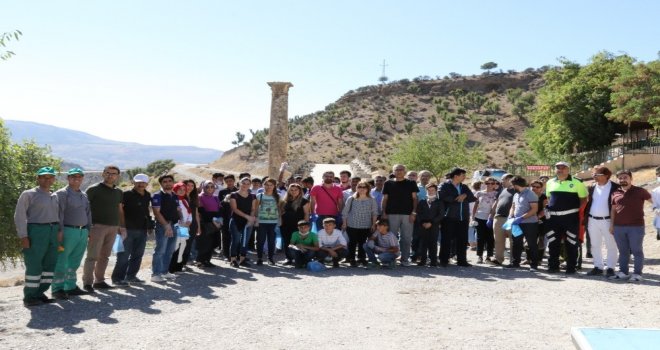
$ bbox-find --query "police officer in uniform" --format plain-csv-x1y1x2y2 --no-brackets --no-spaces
14,166,60,306
544,162,587,274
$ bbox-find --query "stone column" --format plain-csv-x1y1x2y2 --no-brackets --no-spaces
267,82,293,179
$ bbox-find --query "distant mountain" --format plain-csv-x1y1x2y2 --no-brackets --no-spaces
4,120,223,170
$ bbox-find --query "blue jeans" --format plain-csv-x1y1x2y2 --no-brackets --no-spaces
229,219,250,257
257,223,277,260
112,229,147,281
613,226,645,275
152,223,177,275
363,243,399,264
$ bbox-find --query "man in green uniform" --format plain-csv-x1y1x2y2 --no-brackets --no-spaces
14,166,60,307
51,168,92,299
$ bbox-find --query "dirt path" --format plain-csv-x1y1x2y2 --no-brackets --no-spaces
1,192,658,349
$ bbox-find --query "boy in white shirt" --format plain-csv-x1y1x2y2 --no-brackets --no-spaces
316,217,347,268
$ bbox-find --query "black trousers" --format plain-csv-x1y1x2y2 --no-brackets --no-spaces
220,224,231,259
197,222,219,263
316,248,347,263
346,227,370,263
416,224,439,264
546,213,579,271
280,224,296,261
475,218,494,258
411,223,421,260
440,219,469,264
511,223,539,267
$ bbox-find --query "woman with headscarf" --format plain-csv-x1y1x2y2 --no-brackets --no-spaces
196,180,223,267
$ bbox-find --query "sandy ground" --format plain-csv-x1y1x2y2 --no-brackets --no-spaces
1,206,658,349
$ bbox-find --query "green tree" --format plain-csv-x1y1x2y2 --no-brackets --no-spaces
389,130,485,183
528,52,632,159
480,61,498,74
231,131,245,146
511,93,535,119
468,113,483,127
404,122,415,134
145,159,176,177
0,30,22,61
505,88,523,103
1,120,61,261
125,166,147,180
607,60,660,129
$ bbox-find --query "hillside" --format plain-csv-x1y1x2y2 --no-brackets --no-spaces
4,120,223,170
212,71,545,176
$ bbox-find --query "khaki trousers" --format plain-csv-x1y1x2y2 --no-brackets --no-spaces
82,224,118,285
493,216,511,263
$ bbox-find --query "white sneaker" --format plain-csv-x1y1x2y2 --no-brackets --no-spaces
400,261,411,267
628,274,643,282
151,275,166,283
608,271,630,280
163,273,177,279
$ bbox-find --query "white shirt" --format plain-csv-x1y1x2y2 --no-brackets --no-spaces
589,181,612,217
317,229,347,248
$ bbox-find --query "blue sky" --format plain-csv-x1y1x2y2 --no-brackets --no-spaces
1,0,658,151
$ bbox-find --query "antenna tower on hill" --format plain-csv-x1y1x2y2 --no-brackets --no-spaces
378,59,388,83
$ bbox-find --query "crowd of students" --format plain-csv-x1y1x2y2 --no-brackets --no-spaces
13,162,660,307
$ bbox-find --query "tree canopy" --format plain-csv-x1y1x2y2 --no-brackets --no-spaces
0,119,61,262
526,52,653,161
389,130,484,183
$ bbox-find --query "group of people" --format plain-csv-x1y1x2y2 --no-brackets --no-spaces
14,162,660,307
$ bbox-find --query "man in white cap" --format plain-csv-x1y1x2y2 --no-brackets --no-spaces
111,173,152,285
544,161,587,275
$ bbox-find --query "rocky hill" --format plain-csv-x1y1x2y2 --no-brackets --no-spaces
5,120,223,170
212,70,546,176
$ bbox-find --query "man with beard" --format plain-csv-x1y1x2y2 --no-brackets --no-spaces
83,165,124,292
310,171,344,229
608,170,652,282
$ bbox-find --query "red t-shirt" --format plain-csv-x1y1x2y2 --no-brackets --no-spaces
611,186,651,226
310,184,343,216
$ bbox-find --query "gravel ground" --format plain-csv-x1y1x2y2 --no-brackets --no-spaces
1,216,658,350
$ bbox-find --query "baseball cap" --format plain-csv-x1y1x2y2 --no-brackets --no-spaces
133,173,149,183
36,167,56,176
555,161,570,167
67,168,84,176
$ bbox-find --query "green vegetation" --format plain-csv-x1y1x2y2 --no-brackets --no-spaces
527,52,658,161
0,30,22,61
0,119,61,261
389,130,484,182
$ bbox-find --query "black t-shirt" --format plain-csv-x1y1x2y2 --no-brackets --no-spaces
152,190,179,222
281,198,309,227
495,187,516,217
122,189,152,230
383,179,419,215
230,191,255,230
219,186,237,222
